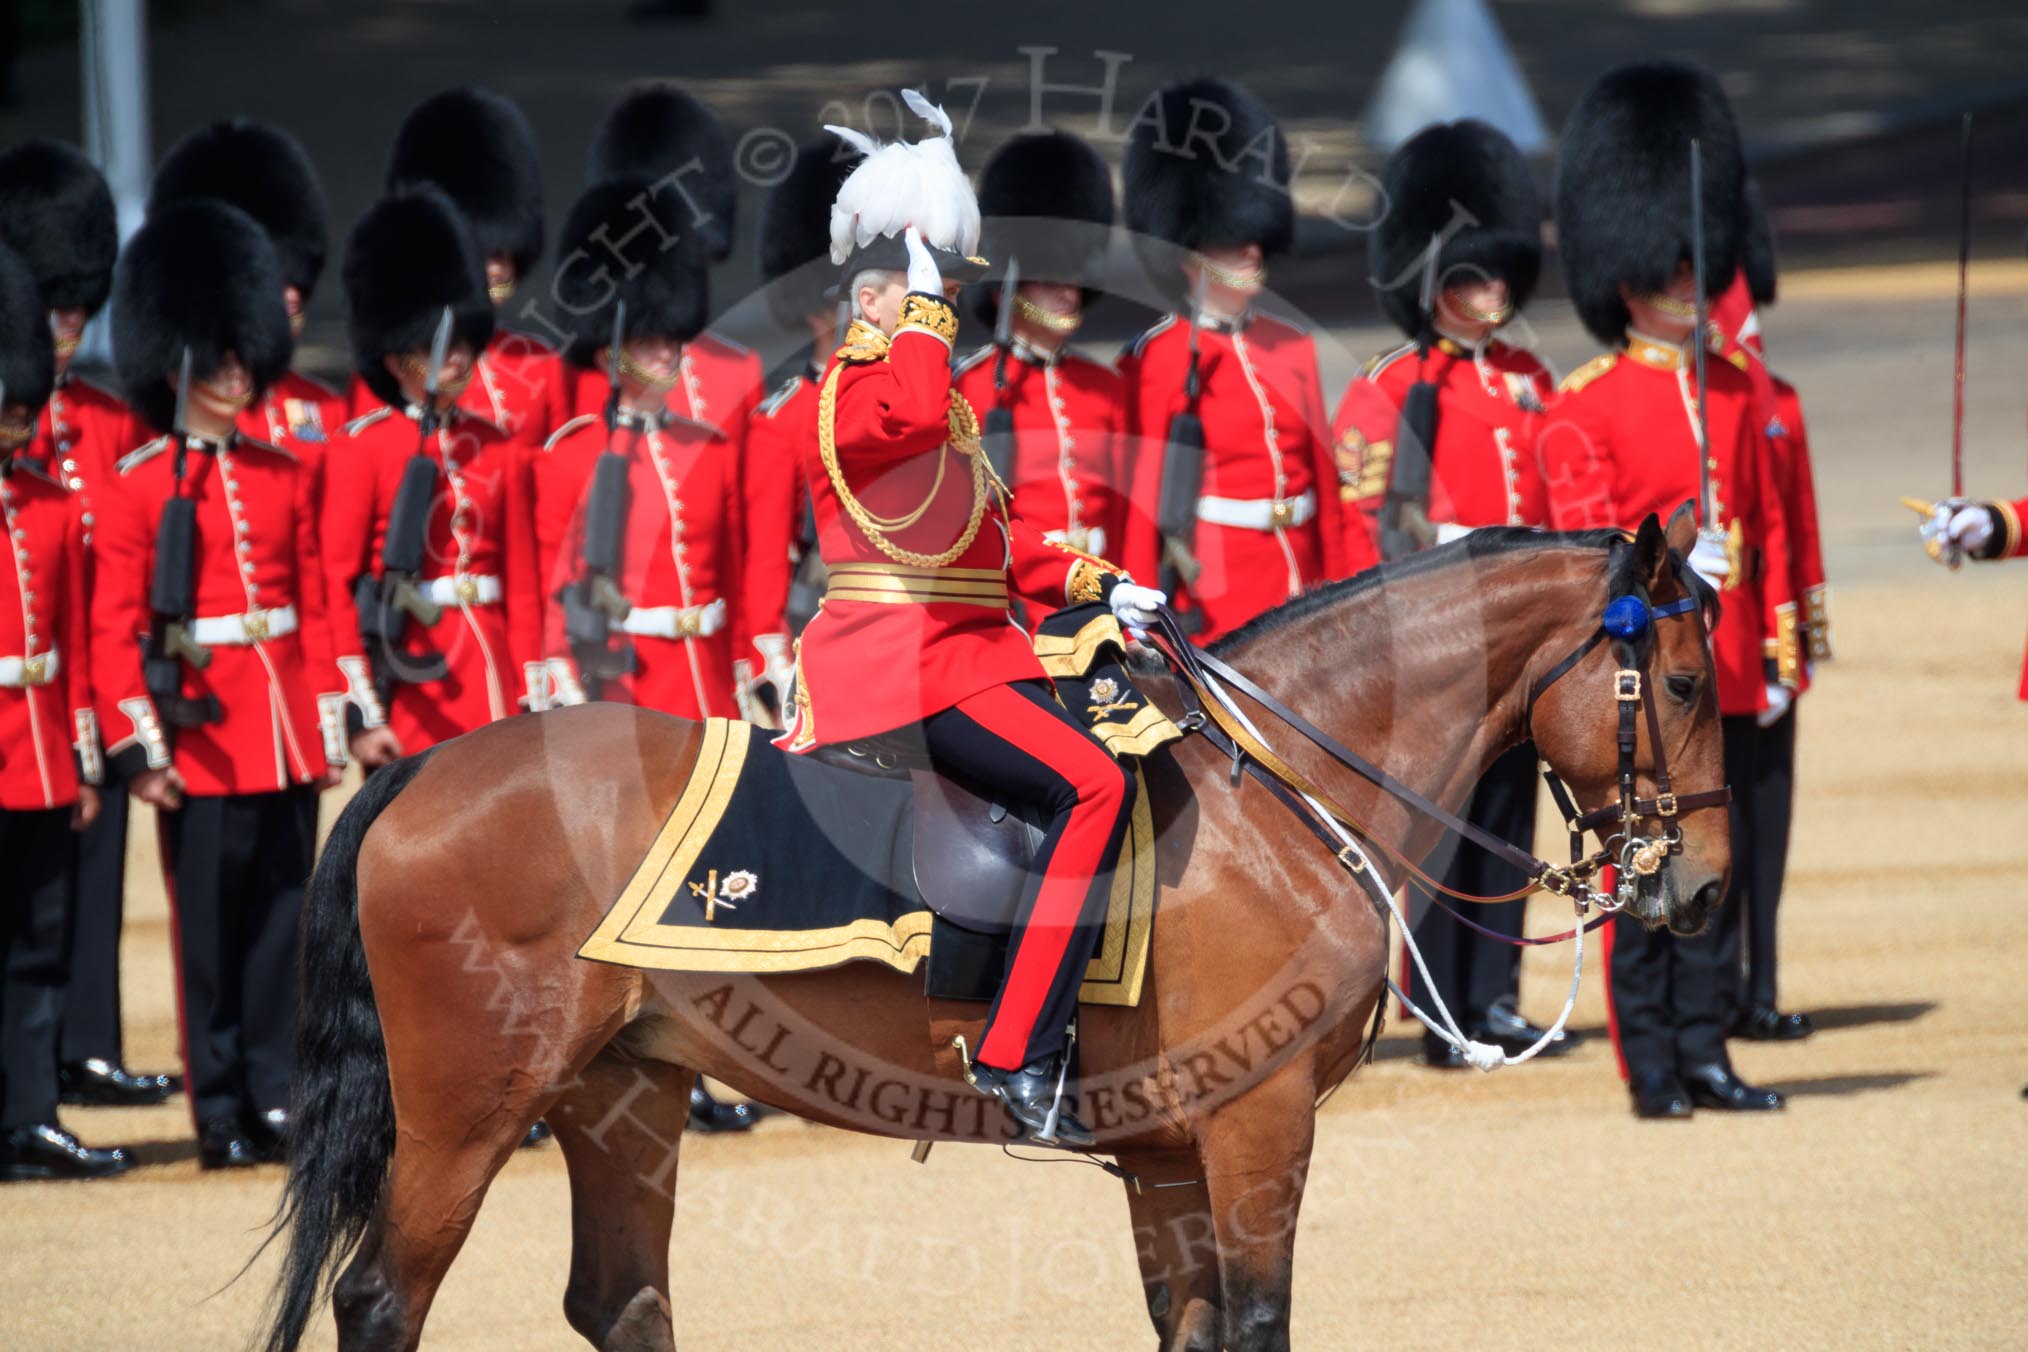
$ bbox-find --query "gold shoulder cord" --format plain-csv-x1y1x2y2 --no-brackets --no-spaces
817,321,994,569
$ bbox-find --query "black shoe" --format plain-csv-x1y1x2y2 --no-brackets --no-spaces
246,1107,289,1164
58,1059,178,1107
969,1056,1097,1149
686,1085,756,1133
521,1120,553,1148
1630,1070,1693,1119
0,1123,134,1181
1733,1006,1814,1042
1475,999,1577,1057
1681,1063,1785,1112
1420,1034,1470,1070
197,1116,260,1170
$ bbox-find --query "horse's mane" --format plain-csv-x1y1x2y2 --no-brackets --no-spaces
1211,527,1631,656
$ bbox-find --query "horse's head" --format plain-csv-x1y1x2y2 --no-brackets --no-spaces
1528,505,1730,936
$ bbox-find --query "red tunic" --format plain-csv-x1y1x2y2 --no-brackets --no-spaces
779,311,1116,751
953,340,1131,565
537,412,747,719
1331,337,1553,566
740,367,820,661
1538,336,1797,715
91,433,335,794
31,373,138,546
321,405,541,750
346,329,566,448
0,458,96,809
1116,311,1347,640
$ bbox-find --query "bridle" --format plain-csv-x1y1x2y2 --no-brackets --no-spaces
1143,543,1732,918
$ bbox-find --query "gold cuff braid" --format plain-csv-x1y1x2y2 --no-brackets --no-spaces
1774,602,1802,689
1067,558,1110,605
897,293,959,346
1804,584,1832,661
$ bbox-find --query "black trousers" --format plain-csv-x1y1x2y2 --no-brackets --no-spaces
1407,743,1538,1025
159,786,317,1125
60,758,129,1065
1,808,76,1129
1738,708,1796,1013
920,681,1136,1072
1609,714,1755,1080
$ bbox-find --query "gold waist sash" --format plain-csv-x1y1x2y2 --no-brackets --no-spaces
824,561,1009,608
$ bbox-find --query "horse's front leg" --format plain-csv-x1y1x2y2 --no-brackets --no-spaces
1197,1065,1317,1352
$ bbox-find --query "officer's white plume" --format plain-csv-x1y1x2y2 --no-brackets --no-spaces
825,88,980,266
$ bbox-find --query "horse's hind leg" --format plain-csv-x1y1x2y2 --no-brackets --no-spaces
1116,1148,1222,1351
550,1048,696,1350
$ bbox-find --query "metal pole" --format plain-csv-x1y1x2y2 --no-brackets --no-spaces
78,0,150,364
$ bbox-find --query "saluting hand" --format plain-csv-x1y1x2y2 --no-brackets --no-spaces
902,225,942,295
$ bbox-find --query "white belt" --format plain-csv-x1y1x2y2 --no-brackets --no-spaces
620,597,727,640
1045,525,1108,559
1197,489,1317,532
421,574,503,607
189,605,299,646
0,646,58,688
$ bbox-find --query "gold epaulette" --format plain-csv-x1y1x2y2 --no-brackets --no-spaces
1558,352,1618,395
833,320,892,365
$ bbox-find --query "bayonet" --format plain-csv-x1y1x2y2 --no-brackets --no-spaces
420,304,454,437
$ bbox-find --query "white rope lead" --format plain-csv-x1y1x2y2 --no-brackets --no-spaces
1193,665,1588,1073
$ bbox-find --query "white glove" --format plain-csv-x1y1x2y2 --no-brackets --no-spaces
902,225,942,295
1433,522,1474,546
1758,682,1794,729
753,633,798,715
1108,581,1168,628
1944,503,1995,554
1688,531,1731,590
521,660,552,714
546,656,588,707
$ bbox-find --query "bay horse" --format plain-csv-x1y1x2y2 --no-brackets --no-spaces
258,512,1727,1352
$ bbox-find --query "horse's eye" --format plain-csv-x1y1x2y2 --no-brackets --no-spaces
1664,673,1700,705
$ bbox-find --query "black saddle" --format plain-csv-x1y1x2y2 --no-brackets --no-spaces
810,737,1044,1001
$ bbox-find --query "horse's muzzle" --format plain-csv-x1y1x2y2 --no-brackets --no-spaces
1665,878,1722,938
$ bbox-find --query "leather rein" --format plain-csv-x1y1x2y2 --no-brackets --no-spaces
1141,549,1731,927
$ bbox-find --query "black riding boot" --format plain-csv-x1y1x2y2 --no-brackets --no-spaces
971,1055,1096,1149
687,1083,756,1133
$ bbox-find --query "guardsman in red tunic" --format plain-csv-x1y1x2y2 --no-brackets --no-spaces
954,130,1129,581
0,139,174,1109
0,242,131,1181
324,188,543,769
784,96,1161,1147
149,118,349,460
535,177,753,722
1116,78,1348,640
1709,188,1827,1043
358,88,565,445
97,203,344,1168
1335,120,1569,1067
742,140,857,711
1541,61,1796,1118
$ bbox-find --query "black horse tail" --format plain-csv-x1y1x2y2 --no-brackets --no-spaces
254,751,434,1352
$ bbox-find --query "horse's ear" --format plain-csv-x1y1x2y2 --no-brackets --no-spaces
1664,501,1699,560
1631,513,1668,587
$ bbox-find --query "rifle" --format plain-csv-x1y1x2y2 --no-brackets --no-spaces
1379,232,1444,560
355,307,454,695
980,255,1020,487
144,349,220,729
564,302,637,692
1154,269,1209,633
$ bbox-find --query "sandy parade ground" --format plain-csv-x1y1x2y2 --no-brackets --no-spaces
5,261,2027,1350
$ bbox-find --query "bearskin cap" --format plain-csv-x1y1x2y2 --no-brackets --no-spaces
150,119,328,301
342,186,496,411
1742,180,1777,306
758,140,856,327
1124,77,1293,302
0,245,55,420
1370,119,1542,337
971,130,1116,328
386,88,545,278
0,140,118,316
111,202,293,434
552,176,710,368
587,81,737,261
1553,60,1749,344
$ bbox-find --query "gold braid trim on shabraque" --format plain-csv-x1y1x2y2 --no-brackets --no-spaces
818,320,993,569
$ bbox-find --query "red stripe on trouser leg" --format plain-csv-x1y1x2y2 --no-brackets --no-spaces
1598,865,1630,1082
950,685,1131,1071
